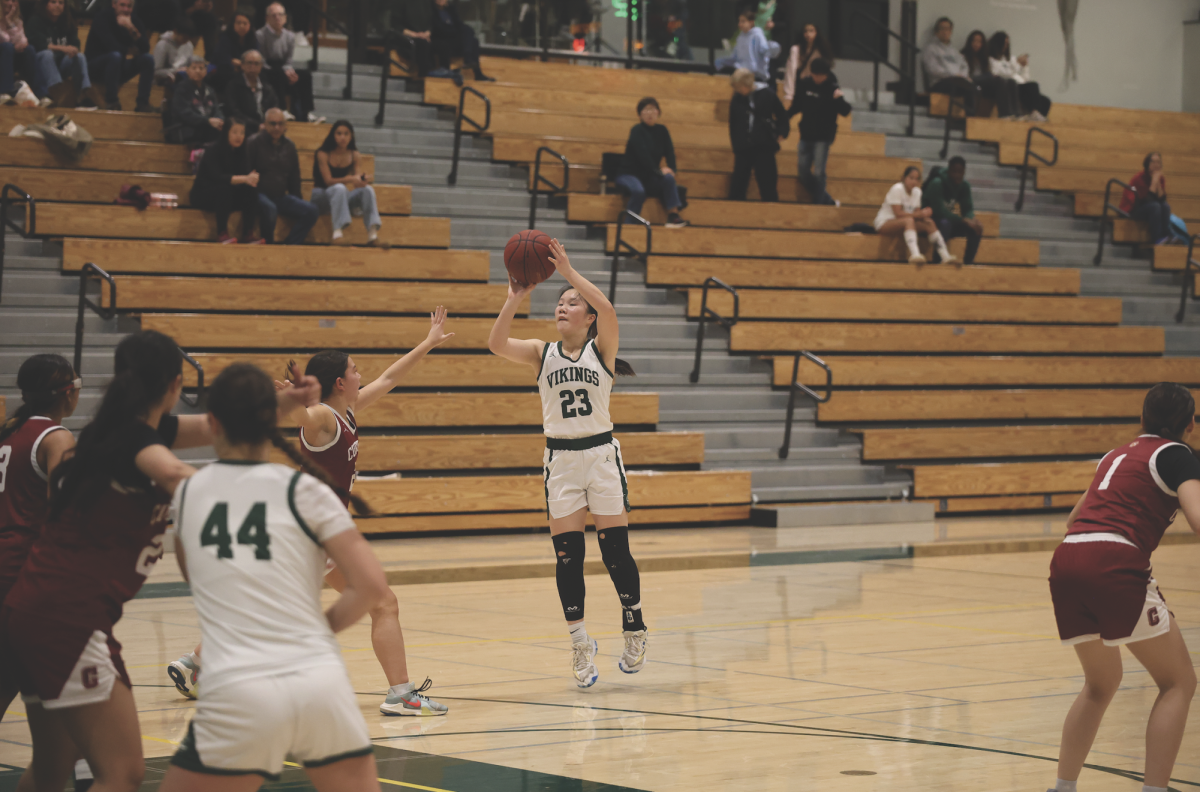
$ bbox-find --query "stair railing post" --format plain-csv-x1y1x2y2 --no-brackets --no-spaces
1014,126,1058,212
778,351,832,460
689,277,738,383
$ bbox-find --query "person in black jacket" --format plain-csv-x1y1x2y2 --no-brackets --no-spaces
430,0,492,85
615,97,688,228
190,116,263,243
210,8,257,91
166,56,223,147
83,0,154,111
390,0,434,78
786,57,850,205
222,48,277,134
728,68,787,202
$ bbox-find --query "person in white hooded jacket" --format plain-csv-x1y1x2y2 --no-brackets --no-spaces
987,31,1051,121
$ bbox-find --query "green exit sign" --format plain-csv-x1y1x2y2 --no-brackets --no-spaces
612,0,638,20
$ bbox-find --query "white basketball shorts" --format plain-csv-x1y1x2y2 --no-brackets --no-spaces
543,439,630,520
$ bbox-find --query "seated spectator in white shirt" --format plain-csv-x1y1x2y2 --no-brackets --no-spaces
874,166,955,265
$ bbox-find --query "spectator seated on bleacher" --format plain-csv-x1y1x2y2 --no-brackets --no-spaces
781,21,832,105
312,120,381,245
84,0,154,112
190,116,264,244
922,16,979,117
248,106,318,244
179,0,217,66
152,16,195,89
165,56,223,147
25,0,93,107
0,0,37,104
430,0,492,85
961,29,1019,119
786,57,850,206
874,165,956,265
714,7,778,85
211,8,257,92
389,0,436,79
223,48,276,134
1120,152,1176,247
727,67,786,203
256,2,316,121
987,31,1051,122
616,97,689,229
922,156,982,264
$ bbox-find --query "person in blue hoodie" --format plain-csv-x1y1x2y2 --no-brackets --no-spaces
715,7,778,84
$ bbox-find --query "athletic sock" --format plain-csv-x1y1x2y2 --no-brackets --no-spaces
389,681,415,696
903,229,921,258
569,622,590,646
1142,786,1168,792
74,759,93,780
186,651,200,669
1052,780,1076,792
929,229,952,257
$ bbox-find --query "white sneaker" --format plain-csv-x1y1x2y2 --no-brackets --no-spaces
618,630,647,674
283,109,296,121
379,678,449,716
938,251,958,265
0,94,11,106
36,96,53,108
367,226,379,244
167,654,199,699
833,198,841,207
331,228,344,241
307,111,326,123
908,253,926,264
572,638,599,688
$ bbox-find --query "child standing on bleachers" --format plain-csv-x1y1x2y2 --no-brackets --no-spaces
786,57,850,205
727,67,787,203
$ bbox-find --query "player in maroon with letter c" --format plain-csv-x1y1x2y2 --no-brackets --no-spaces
1047,383,1199,792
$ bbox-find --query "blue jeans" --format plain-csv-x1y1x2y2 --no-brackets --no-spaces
33,49,90,97
1,42,38,95
1132,199,1172,244
798,139,834,204
310,184,381,233
614,172,681,217
87,50,152,104
258,192,319,245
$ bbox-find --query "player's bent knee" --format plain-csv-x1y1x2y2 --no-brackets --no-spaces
370,585,400,620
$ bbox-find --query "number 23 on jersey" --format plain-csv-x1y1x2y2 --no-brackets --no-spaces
559,389,593,419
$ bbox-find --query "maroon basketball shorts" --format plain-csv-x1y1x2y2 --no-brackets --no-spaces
1049,533,1171,647
0,608,131,710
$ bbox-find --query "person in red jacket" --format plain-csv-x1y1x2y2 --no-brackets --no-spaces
1119,152,1174,246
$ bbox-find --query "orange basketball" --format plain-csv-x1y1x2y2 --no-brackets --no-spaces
503,230,555,286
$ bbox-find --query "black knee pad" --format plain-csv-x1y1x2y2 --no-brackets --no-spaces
553,531,586,621
598,527,643,630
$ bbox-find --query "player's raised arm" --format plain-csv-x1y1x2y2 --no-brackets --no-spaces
489,279,545,371
548,239,620,370
357,306,455,412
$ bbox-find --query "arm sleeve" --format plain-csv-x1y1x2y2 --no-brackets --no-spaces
159,414,181,448
782,45,798,103
85,13,119,55
662,128,676,172
291,473,356,543
133,15,149,54
153,38,170,73
961,183,975,218
282,31,295,69
884,183,906,208
770,92,788,138
67,21,80,49
1155,444,1200,492
288,144,303,196
173,87,207,126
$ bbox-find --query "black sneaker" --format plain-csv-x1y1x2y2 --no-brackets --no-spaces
78,95,98,109
134,101,154,113
106,99,122,111
665,213,689,229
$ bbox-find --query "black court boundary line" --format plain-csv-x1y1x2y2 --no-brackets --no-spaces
366,694,1199,790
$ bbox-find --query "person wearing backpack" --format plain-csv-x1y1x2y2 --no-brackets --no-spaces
922,157,982,264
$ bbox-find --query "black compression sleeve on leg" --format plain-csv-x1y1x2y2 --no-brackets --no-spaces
597,527,645,631
553,531,586,622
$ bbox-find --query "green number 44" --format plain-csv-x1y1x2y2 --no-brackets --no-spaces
200,502,272,560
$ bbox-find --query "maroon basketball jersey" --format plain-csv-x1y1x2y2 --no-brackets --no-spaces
1069,435,1188,554
0,417,69,536
300,405,359,507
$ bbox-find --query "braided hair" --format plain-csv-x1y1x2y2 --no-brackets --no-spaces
209,363,371,515
1141,382,1196,442
559,286,635,376
0,354,77,444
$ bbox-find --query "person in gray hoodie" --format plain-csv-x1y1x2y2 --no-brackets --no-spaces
921,16,978,115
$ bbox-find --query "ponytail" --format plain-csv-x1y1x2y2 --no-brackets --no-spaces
560,286,636,377
1141,382,1196,442
0,354,76,444
269,428,372,516
303,351,351,400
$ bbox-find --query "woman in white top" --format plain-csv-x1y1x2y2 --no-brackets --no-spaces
987,31,1051,121
489,239,647,690
782,22,833,104
161,363,389,792
875,166,955,265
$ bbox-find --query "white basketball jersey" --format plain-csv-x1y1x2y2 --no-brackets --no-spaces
171,462,356,692
538,340,614,438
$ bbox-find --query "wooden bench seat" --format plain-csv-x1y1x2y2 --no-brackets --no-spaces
997,143,1200,176
1151,246,1192,271
562,169,893,205
1075,192,1200,220
647,256,1080,295
771,355,1200,387
104,276,523,316
1021,103,1200,133
469,56,749,102
967,117,1200,156
0,106,331,148
276,391,658,428
143,313,555,350
689,289,1118,325
610,225,1039,266
816,388,1146,422
1,137,375,177
906,460,1097,499
352,431,704,471
732,322,1162,355
62,239,489,282
1038,168,1200,198
858,424,1140,461
184,353,531,388
33,203,448,247
572,195,1000,236
0,166,411,213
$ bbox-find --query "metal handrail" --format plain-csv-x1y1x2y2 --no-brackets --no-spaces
688,277,738,384
1093,177,1133,266
1176,234,1200,323
608,209,651,303
445,86,492,184
938,94,967,159
1,183,36,302
374,30,416,127
529,146,569,230
301,0,353,98
848,9,919,136
476,42,718,73
179,348,206,408
1014,127,1059,211
780,351,832,460
74,263,116,375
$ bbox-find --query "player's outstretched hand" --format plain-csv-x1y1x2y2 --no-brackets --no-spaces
507,276,536,303
426,305,456,347
276,371,321,413
547,238,573,273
